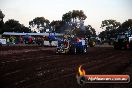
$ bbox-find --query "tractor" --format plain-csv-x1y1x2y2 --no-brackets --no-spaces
56,37,88,54
113,34,132,50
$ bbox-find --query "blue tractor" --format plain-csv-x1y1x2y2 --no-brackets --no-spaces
56,37,88,54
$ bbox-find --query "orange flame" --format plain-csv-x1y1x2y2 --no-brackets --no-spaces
78,65,86,76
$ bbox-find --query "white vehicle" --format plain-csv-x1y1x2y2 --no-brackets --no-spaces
0,39,6,46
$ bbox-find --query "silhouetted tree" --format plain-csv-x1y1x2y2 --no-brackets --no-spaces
62,10,87,23
62,10,87,35
0,10,5,34
21,25,31,33
99,19,132,42
101,19,121,31
50,20,65,33
100,19,121,40
4,19,21,32
99,31,107,40
85,25,96,38
4,19,31,32
117,19,132,33
29,17,50,33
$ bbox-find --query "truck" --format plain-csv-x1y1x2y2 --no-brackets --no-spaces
56,37,88,54
113,34,132,50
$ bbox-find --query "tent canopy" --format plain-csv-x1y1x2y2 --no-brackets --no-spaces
3,32,63,36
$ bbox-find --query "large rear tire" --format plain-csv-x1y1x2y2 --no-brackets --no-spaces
129,42,132,50
70,46,77,54
73,47,77,54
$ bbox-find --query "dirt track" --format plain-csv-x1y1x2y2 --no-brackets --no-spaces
0,46,132,88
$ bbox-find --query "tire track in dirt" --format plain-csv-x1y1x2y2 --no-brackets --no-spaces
2,49,126,88
0,48,114,75
24,52,129,88
0,47,118,78
0,47,131,88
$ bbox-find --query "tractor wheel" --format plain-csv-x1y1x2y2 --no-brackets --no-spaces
113,44,117,49
129,42,132,50
70,46,77,54
83,46,87,53
124,44,129,50
73,47,77,54
113,42,121,50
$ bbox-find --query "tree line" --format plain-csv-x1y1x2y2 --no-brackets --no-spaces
0,10,96,38
0,9,131,40
0,11,31,33
99,19,132,40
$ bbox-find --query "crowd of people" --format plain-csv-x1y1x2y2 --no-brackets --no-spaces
1,34,59,46
3,35,45,45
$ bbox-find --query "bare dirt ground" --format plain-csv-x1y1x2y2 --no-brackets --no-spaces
0,46,132,88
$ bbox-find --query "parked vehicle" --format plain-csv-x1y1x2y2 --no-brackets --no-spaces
113,34,132,50
0,38,6,46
